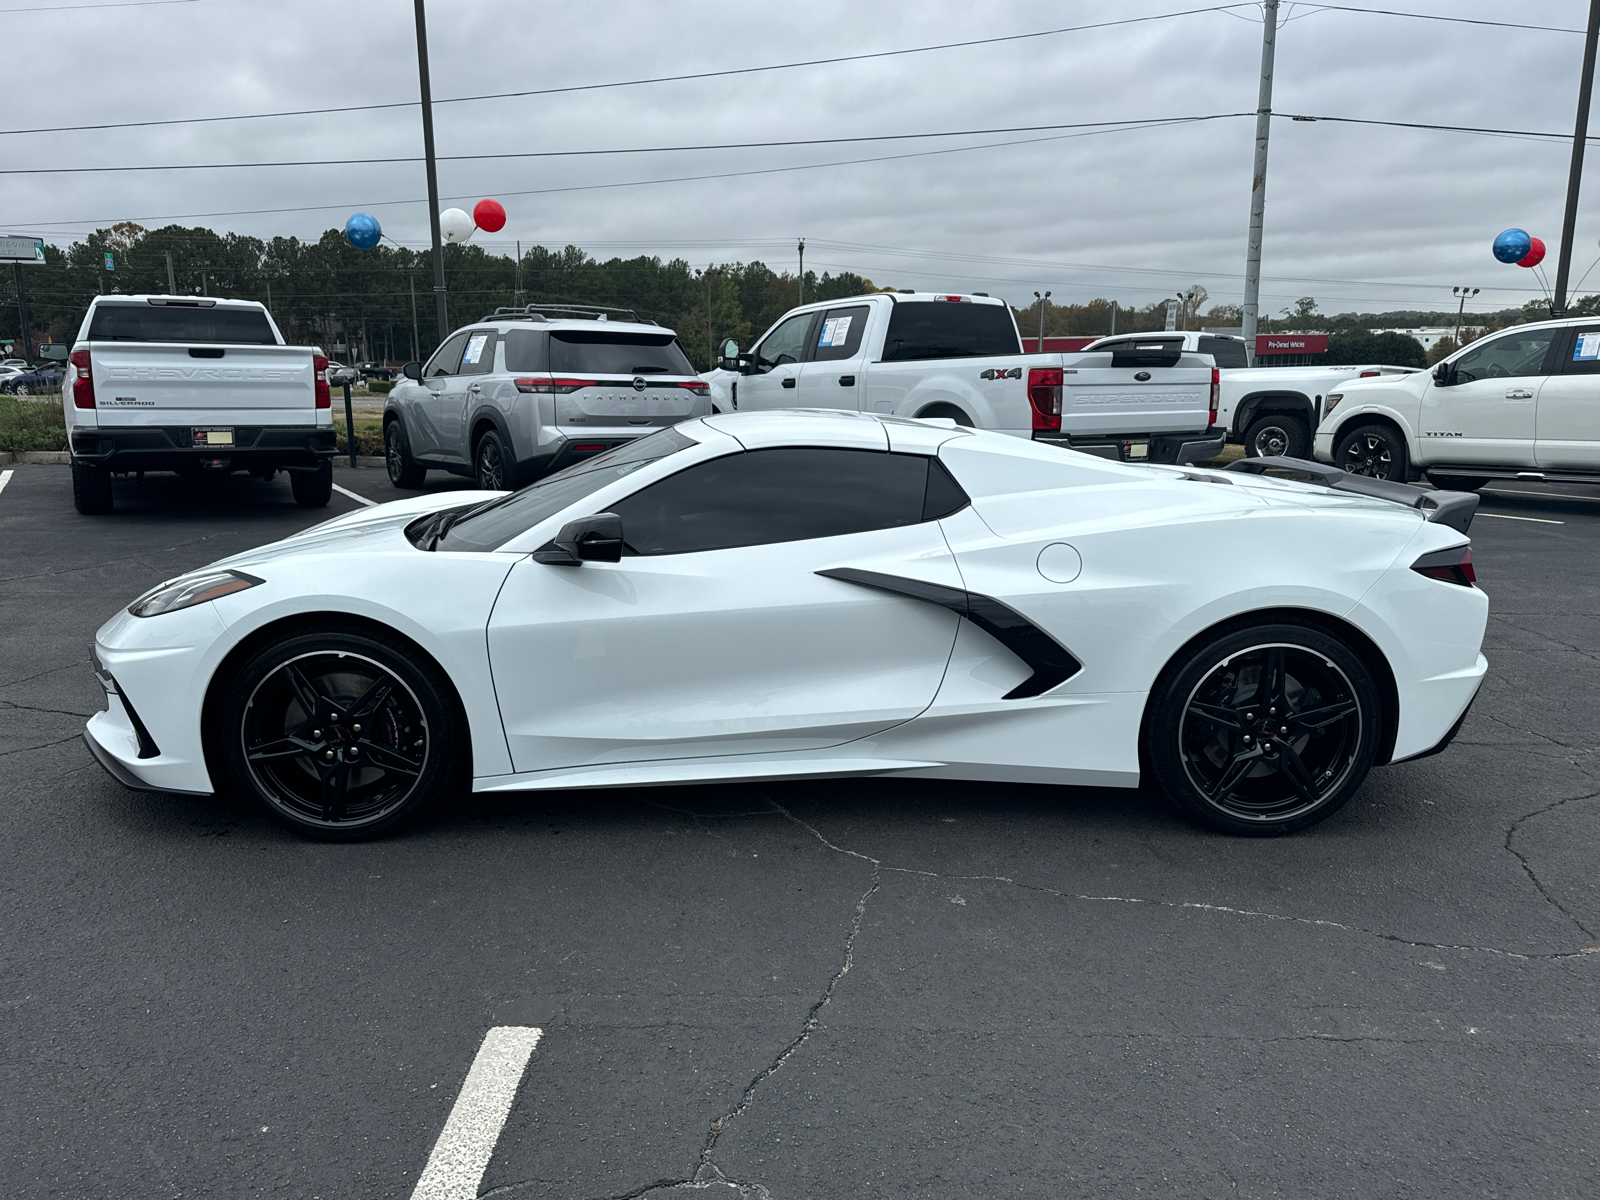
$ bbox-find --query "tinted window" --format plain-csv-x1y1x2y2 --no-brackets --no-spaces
457,330,497,376
437,428,696,552
502,329,546,372
1199,336,1249,368
549,331,694,375
812,305,871,362
882,302,1020,362
88,303,276,345
754,312,815,372
1454,328,1556,384
425,332,469,378
611,448,939,556
1562,326,1600,375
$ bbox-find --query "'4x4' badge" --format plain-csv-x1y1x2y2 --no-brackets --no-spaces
979,367,1022,380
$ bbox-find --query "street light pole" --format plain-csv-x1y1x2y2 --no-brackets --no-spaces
1033,290,1050,350
1452,286,1479,343
797,239,805,304
1241,0,1280,364
413,0,450,344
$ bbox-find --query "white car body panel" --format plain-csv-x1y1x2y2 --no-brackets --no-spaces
85,413,1488,805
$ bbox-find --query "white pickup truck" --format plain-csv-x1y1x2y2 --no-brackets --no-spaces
713,292,1223,465
1081,331,1420,459
62,295,337,515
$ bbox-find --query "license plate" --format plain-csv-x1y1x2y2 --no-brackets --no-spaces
194,428,234,447
1127,442,1148,459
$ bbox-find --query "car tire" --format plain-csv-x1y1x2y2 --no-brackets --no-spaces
1243,413,1310,460
1427,474,1488,492
291,459,333,507
1335,423,1408,481
71,458,114,514
474,429,513,491
218,625,464,841
385,420,427,489
13,384,30,397
1144,620,1381,836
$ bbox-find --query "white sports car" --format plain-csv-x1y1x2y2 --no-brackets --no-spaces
84,411,1487,841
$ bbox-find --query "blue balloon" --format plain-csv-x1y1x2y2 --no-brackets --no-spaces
345,212,382,250
1493,227,1532,264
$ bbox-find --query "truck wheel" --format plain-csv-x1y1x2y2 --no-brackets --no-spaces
1243,413,1309,460
385,420,427,489
291,460,333,507
1335,424,1407,482
71,458,114,515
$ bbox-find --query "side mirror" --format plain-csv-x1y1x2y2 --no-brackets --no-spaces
532,512,624,565
717,338,741,371
1432,361,1453,386
402,361,422,381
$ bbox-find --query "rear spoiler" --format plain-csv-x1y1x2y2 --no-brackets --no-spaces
1225,456,1478,534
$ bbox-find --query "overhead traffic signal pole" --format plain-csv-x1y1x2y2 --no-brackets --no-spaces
413,0,450,343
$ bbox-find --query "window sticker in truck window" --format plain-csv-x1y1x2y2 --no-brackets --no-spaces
1573,331,1600,361
818,317,852,348
462,333,491,365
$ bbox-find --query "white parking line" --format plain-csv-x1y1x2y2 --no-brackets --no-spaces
1477,512,1564,525
0,469,12,496
332,482,377,508
410,1026,542,1200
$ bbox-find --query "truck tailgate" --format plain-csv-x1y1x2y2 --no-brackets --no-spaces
1061,364,1212,436
91,342,316,427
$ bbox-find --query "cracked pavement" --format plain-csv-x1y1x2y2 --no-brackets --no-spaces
1,466,1598,1199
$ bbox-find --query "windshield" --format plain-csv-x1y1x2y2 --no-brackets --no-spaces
548,331,695,375
435,427,698,552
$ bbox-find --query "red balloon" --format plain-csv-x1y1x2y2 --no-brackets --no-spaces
1518,237,1546,268
473,198,507,233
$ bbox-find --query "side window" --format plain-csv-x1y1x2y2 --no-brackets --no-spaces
457,330,498,376
502,329,547,372
1199,336,1249,368
1453,328,1557,384
753,313,816,373
424,332,469,379
610,448,962,556
1561,326,1600,376
881,301,1021,362
811,305,871,362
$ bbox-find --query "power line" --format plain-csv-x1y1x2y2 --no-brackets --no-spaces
0,5,1254,138
1278,111,1600,143
1296,5,1582,35
0,0,211,10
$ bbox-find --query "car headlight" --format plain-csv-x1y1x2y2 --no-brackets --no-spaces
1324,393,1343,416
128,569,263,617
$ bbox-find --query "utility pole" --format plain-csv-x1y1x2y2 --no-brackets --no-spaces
1553,0,1600,317
409,273,420,361
1241,0,1279,364
703,266,714,365
1033,290,1051,350
165,250,176,294
515,239,522,306
413,0,450,343
1110,300,1117,336
12,263,30,361
797,238,805,304
1452,286,1479,343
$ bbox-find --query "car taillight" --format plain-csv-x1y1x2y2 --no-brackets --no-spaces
1360,369,1380,378
514,376,597,394
313,354,331,409
1209,367,1220,426
1028,367,1063,432
677,380,711,396
70,348,94,409
1412,545,1475,586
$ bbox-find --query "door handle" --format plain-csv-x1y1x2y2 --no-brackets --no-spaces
1505,389,1533,400
468,383,482,393
781,377,796,389
838,375,856,386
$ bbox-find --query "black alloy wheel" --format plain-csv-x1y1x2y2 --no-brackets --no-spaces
1244,413,1309,460
1145,623,1380,835
220,629,462,840
1335,424,1407,481
385,419,427,488
474,430,511,491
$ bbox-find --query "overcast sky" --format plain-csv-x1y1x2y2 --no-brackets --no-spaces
4,0,1594,318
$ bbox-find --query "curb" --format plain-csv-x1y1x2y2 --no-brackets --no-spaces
0,452,389,468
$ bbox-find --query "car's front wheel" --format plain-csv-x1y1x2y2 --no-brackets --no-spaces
1144,621,1381,835
1335,423,1408,481
218,626,464,841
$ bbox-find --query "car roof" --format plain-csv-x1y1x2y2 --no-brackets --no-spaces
466,317,671,336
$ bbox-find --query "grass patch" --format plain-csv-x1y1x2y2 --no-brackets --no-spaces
0,397,69,452
333,417,385,456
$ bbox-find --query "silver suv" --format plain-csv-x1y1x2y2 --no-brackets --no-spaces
383,305,711,490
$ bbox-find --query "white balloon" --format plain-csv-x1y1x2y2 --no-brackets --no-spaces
439,207,476,244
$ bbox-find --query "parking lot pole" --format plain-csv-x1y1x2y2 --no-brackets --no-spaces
1240,0,1279,365
413,0,450,344
1553,0,1600,317
344,382,357,468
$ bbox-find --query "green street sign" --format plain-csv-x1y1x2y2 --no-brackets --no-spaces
104,252,115,271
0,235,46,265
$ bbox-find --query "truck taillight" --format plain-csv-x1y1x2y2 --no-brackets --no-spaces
313,354,331,409
70,348,95,409
1028,367,1063,432
1209,367,1220,426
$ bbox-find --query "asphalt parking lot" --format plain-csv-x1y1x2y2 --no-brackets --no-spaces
2,464,1597,1199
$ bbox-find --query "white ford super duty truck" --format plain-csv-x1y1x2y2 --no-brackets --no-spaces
62,295,337,514
712,292,1223,465
1082,331,1421,460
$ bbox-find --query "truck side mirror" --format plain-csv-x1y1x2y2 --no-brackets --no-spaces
717,338,741,371
402,361,422,381
1432,361,1453,386
532,513,624,565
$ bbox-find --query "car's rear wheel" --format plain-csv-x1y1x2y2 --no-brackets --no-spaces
291,459,333,507
1244,413,1309,460
474,430,513,491
1335,423,1408,481
219,627,463,841
385,419,427,488
71,458,114,514
1144,622,1380,836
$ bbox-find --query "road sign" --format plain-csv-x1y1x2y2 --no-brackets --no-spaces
104,252,114,271
0,236,45,264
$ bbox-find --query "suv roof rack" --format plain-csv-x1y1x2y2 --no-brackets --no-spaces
477,303,657,326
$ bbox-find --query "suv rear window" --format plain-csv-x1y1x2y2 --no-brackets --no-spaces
548,331,694,376
88,303,277,345
881,302,1019,362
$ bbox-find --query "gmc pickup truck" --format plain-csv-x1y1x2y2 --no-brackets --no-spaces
63,296,337,515
1082,331,1420,459
714,292,1223,465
